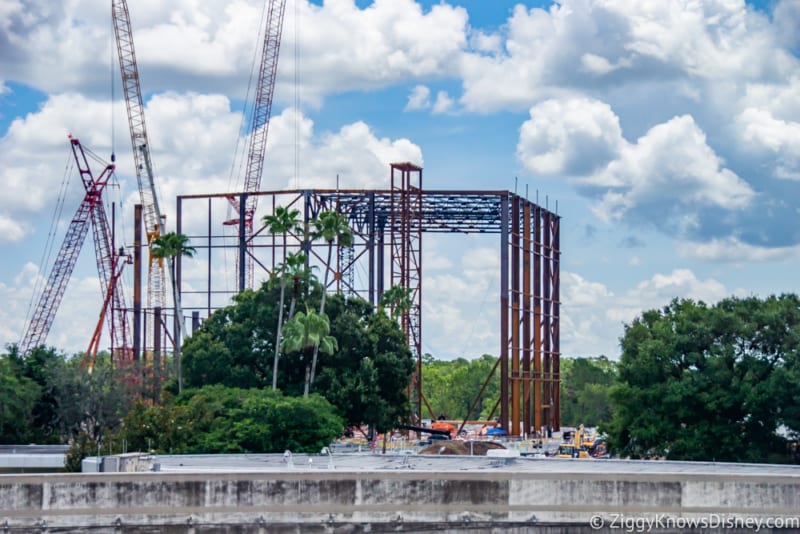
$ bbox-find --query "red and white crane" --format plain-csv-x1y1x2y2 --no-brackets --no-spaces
112,0,168,339
19,137,130,356
226,0,288,290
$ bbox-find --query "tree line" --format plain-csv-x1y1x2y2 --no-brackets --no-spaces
4,236,800,466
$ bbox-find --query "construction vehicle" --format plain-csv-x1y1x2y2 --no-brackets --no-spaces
556,425,591,459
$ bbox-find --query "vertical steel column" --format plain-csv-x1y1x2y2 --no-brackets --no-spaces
522,201,532,437
542,210,553,429
550,213,562,430
533,205,542,433
207,198,212,316
499,194,509,432
133,203,142,361
367,192,376,306
390,163,423,421
510,195,521,436
153,306,161,404
238,192,247,293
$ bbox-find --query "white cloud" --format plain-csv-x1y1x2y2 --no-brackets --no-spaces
1,1,469,106
679,237,800,263
561,268,733,358
517,97,623,176
459,0,795,113
405,85,431,111
588,115,754,224
0,213,28,243
432,91,455,114
774,0,800,52
267,109,423,191
736,106,800,179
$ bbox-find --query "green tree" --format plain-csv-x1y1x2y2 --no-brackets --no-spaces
421,355,500,422
314,296,414,433
263,207,302,390
607,295,800,462
310,210,354,389
283,251,316,323
151,231,196,392
118,385,344,454
559,356,616,428
379,284,413,319
0,355,41,443
281,306,338,397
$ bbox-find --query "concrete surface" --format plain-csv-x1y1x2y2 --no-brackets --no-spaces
2,454,800,532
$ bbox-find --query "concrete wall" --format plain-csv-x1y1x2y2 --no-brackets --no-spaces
2,466,800,532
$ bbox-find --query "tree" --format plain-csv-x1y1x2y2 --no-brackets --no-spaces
0,355,41,444
182,283,295,390
606,295,800,462
314,295,414,433
263,207,302,390
309,210,353,389
379,284,413,319
421,355,500,422
559,356,616,428
150,232,196,392
118,385,344,454
283,251,316,323
281,306,338,397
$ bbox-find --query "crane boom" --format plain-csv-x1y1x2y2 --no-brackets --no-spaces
112,0,167,315
228,0,287,289
19,138,128,355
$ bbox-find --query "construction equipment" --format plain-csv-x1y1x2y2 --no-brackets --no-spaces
112,0,168,349
225,0,288,290
19,137,130,357
556,425,591,459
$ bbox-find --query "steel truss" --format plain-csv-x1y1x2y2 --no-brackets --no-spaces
175,167,561,434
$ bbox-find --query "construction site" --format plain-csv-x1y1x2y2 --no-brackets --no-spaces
17,0,561,438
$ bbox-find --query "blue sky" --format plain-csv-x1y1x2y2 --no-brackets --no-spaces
1,0,799,359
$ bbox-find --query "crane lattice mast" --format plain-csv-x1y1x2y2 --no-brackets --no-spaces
19,138,130,356
227,0,287,289
112,0,167,325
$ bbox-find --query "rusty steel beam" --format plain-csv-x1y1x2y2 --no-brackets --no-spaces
174,172,561,433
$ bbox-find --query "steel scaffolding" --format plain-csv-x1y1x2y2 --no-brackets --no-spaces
175,166,561,434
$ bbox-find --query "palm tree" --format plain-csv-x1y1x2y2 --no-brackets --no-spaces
150,231,196,393
283,251,316,321
379,284,413,320
309,210,353,389
263,207,301,390
281,306,338,397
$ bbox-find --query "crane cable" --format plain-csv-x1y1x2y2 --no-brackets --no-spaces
20,150,76,345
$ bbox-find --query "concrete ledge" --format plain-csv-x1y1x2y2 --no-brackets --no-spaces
2,462,800,532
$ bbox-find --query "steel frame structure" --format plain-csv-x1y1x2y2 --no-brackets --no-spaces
175,168,561,434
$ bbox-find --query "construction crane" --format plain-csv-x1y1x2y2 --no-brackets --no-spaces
225,0,288,290
19,137,130,357
112,0,168,346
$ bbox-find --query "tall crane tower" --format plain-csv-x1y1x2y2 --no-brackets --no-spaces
112,0,168,348
19,137,130,356
226,0,288,290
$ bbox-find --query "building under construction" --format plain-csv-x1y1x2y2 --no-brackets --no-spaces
169,162,562,436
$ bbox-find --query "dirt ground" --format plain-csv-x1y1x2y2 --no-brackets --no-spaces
418,440,506,455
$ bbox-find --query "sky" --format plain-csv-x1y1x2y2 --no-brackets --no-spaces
1,0,799,361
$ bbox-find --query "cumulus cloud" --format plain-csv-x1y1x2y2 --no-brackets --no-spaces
516,97,623,176
0,213,28,243
589,115,754,223
459,0,794,113
405,85,431,111
736,106,800,180
0,0,469,105
561,268,734,358
432,91,455,114
679,236,800,263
